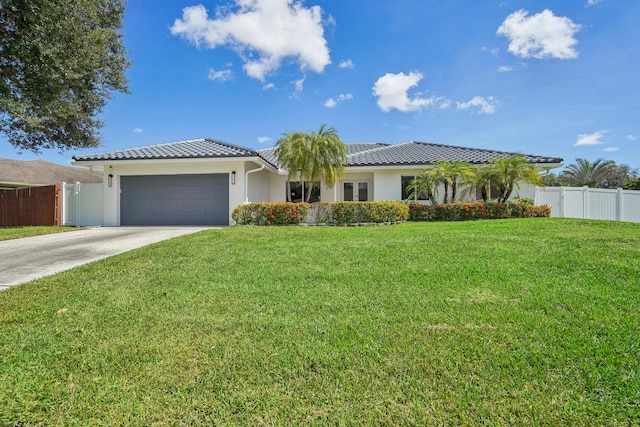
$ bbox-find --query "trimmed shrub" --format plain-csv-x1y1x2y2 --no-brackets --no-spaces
330,201,409,225
407,201,550,222
233,201,409,225
232,202,309,225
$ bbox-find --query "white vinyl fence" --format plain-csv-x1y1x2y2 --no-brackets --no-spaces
61,182,104,226
535,186,640,223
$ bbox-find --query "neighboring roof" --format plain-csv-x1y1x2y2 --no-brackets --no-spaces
0,158,103,188
72,138,259,162
345,141,563,167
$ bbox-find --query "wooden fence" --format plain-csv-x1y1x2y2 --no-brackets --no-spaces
0,185,61,226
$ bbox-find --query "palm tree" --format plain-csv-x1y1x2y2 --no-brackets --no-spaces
560,158,615,188
406,170,438,202
274,124,347,202
490,155,542,203
431,160,471,203
468,164,495,203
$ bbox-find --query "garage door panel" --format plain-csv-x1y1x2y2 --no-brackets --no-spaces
120,174,229,225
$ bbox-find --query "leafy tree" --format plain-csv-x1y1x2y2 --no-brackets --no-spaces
559,158,615,188
624,177,640,191
0,0,130,152
490,155,542,203
599,163,638,189
541,172,564,187
275,124,347,202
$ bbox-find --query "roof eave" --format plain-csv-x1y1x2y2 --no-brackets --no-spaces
72,155,281,172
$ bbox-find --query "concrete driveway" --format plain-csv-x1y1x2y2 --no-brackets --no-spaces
0,227,213,290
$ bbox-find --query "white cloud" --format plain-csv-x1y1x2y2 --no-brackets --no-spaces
497,9,581,59
262,82,275,90
208,68,233,82
574,130,606,146
497,65,513,72
257,136,272,144
171,1,331,81
438,98,452,109
133,128,143,133
290,75,306,97
339,59,355,69
587,0,603,6
372,71,436,113
324,98,337,108
626,134,637,141
456,96,498,114
603,147,619,152
323,93,353,108
482,46,500,57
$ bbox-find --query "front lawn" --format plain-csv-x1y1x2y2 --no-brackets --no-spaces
0,219,638,425
0,226,77,241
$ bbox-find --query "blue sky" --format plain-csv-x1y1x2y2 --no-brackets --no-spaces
2,0,639,169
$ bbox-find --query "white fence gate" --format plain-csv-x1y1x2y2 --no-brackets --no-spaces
61,182,104,226
535,186,640,223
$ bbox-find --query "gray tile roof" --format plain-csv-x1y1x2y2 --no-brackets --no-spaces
73,138,562,169
256,147,280,168
346,143,389,154
346,141,563,166
259,141,561,169
73,138,259,162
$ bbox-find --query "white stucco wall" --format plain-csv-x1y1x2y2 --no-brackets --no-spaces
267,174,287,202
246,168,270,203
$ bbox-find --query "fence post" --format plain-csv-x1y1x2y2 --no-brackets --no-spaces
617,188,624,222
74,182,81,226
54,185,61,226
583,186,589,219
560,187,565,218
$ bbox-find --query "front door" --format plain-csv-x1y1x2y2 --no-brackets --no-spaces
343,181,369,201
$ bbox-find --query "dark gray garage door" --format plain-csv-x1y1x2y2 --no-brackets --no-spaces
120,174,229,225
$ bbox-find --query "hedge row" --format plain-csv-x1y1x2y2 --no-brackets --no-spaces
232,200,551,226
407,200,551,222
232,201,409,225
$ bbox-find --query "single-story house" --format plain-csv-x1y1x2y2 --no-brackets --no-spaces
72,138,563,226
0,157,103,190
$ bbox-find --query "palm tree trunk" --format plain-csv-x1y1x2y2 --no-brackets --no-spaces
443,181,449,204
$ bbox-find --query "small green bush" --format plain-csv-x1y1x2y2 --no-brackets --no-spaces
407,200,550,222
233,201,409,225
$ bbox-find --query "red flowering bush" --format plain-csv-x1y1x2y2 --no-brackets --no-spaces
407,200,550,222
232,202,309,225
233,201,409,225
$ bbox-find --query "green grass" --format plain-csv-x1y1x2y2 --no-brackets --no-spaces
0,226,77,241
1,219,639,425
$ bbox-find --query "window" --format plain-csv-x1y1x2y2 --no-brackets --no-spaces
287,181,320,203
475,184,501,201
401,176,429,200
343,181,369,201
